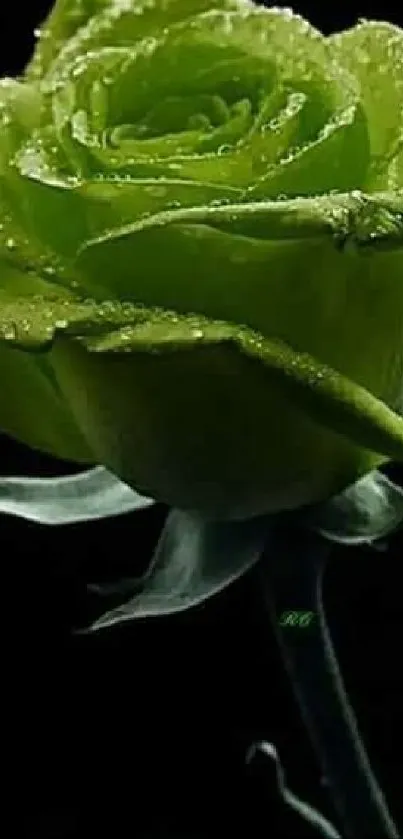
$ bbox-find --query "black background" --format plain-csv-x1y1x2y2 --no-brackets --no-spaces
1,2,402,836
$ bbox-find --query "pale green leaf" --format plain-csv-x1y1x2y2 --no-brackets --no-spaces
0,466,154,524
301,469,403,544
87,507,269,628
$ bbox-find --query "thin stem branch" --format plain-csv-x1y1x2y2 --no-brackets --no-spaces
258,524,399,839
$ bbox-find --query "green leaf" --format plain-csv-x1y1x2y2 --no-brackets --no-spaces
0,466,154,524
86,507,269,629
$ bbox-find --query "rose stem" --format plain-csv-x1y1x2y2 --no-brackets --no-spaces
257,524,399,838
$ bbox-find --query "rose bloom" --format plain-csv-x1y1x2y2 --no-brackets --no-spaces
0,0,402,520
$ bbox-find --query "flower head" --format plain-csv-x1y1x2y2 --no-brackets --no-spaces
0,0,402,519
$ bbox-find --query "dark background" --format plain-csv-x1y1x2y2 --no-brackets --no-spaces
1,2,402,836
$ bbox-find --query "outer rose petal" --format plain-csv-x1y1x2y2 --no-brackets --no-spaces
26,0,249,81
3,289,402,521
49,331,395,519
1,188,402,519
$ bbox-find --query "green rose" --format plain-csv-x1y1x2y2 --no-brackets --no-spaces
0,0,402,520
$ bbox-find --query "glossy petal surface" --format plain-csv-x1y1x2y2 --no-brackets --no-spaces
0,2,402,518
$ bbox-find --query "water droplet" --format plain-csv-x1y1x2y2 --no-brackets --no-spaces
55,319,68,329
6,237,16,250
192,328,204,339
3,324,16,340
